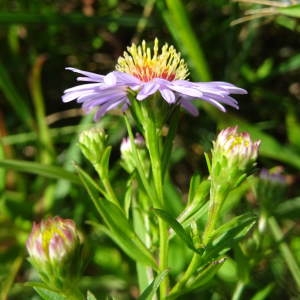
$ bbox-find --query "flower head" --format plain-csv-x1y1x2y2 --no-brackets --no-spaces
62,38,247,120
26,216,82,288
213,126,260,169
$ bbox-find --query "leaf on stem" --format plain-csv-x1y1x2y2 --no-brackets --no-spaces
0,159,80,184
153,208,201,253
76,165,158,270
138,269,169,300
203,213,256,262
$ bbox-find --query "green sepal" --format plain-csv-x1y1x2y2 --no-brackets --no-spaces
76,165,158,270
138,269,169,300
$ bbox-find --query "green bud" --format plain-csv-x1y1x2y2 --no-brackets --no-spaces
78,127,108,164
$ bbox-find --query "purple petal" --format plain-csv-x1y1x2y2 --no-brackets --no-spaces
112,71,141,86
160,88,176,103
180,99,199,116
65,67,104,81
93,97,126,120
137,81,160,100
63,83,103,94
170,81,204,98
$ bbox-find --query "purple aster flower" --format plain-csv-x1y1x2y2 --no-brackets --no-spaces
62,39,247,120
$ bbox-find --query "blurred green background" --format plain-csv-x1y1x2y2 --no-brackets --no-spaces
1,0,300,299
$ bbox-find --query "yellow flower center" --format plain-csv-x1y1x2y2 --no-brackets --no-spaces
115,38,189,82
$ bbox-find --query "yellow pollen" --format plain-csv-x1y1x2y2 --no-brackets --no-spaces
115,38,189,82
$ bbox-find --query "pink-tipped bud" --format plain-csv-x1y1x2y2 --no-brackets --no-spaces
26,216,82,289
211,127,260,191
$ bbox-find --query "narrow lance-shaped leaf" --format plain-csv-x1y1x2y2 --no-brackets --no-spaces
0,159,80,184
279,4,300,18
138,270,169,300
76,165,158,270
153,208,200,253
203,213,257,263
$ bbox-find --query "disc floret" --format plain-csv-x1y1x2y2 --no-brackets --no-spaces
115,38,189,82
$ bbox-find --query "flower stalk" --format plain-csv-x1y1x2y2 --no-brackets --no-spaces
203,127,260,243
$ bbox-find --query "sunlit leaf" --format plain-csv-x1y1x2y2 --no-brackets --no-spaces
138,270,169,300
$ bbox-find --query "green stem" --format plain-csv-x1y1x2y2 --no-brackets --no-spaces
158,218,169,298
100,172,120,208
231,281,245,300
203,185,226,244
29,55,55,164
268,216,300,289
139,103,170,297
169,253,200,295
133,196,155,292
123,115,158,205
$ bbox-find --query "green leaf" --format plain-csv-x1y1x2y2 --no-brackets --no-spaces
204,213,256,262
0,159,80,184
153,208,199,253
286,109,300,150
278,53,300,74
26,282,66,300
176,179,210,229
186,174,201,206
250,283,275,300
33,287,66,300
168,258,226,298
187,257,226,290
138,270,169,300
0,63,33,129
87,290,98,300
275,197,300,220
76,166,158,270
279,4,300,18
99,146,112,177
256,58,273,80
156,0,211,81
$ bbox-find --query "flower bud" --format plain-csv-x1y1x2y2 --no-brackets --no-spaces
211,126,260,190
78,127,108,164
256,167,286,211
120,133,147,173
26,216,82,290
